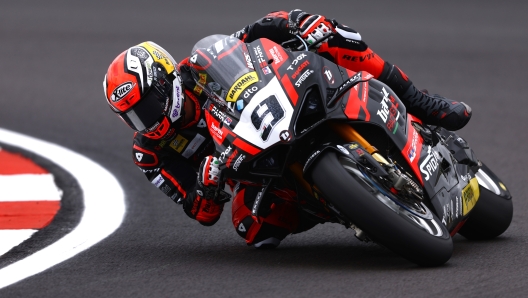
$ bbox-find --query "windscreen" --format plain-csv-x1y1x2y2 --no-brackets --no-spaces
189,35,257,103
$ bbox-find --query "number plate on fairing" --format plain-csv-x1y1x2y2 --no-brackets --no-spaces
233,76,295,149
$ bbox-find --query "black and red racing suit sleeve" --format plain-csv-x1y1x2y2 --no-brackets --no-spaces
232,10,416,100
232,11,292,44
315,24,416,98
132,133,224,226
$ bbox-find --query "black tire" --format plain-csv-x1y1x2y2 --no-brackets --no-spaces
310,152,453,266
458,186,513,240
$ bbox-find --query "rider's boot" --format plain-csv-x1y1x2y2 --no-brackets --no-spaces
402,85,472,131
378,62,472,131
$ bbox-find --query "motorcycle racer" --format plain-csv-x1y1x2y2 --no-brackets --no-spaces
103,9,472,248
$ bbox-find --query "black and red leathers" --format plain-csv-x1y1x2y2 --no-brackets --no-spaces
131,10,471,246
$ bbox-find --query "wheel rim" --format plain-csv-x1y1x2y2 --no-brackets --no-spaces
339,157,445,237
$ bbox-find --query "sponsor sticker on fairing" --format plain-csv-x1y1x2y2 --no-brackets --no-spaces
294,69,314,87
226,71,259,102
419,146,439,181
233,154,246,171
226,149,238,168
253,46,266,68
219,146,232,162
210,122,224,140
407,129,419,162
286,53,307,71
337,72,361,93
376,87,400,134
243,86,258,99
210,105,233,126
262,66,272,75
269,46,284,64
243,51,254,69
291,61,310,79
323,66,335,84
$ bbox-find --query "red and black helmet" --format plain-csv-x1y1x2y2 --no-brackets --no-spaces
103,41,184,139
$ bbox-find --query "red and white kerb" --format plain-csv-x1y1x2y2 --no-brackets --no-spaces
0,148,62,256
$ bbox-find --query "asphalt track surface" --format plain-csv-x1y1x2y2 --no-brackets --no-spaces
1,0,527,297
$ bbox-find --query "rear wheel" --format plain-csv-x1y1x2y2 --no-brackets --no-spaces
310,152,453,266
458,164,513,240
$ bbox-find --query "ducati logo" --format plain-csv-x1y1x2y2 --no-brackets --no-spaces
190,54,198,64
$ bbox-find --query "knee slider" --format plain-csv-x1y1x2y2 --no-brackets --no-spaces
254,237,281,249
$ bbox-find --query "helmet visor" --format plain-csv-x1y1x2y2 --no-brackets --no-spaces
120,72,174,132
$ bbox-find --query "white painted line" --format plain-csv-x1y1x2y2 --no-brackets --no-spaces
0,128,126,289
0,174,62,201
0,230,37,256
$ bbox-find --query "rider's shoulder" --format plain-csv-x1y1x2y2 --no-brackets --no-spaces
132,133,161,168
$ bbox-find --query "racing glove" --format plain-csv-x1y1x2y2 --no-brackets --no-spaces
288,9,337,47
183,193,225,226
182,156,225,226
198,155,221,199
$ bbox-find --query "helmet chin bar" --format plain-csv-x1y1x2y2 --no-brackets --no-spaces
141,116,172,140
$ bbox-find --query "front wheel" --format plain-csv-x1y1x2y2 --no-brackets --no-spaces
310,152,453,266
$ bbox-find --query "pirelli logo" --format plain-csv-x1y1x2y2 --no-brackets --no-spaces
462,177,480,216
227,71,258,102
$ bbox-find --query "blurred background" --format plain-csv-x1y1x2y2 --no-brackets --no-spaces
1,0,527,296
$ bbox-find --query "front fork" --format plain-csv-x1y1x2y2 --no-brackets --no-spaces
290,122,390,194
327,122,390,166
290,122,423,208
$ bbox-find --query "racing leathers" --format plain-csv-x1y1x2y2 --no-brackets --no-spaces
132,9,472,247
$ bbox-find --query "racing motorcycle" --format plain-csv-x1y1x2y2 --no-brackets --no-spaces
188,34,513,266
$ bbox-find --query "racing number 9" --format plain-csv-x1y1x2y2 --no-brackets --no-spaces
250,95,285,141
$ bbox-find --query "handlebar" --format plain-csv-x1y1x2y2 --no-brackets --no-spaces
281,33,335,52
